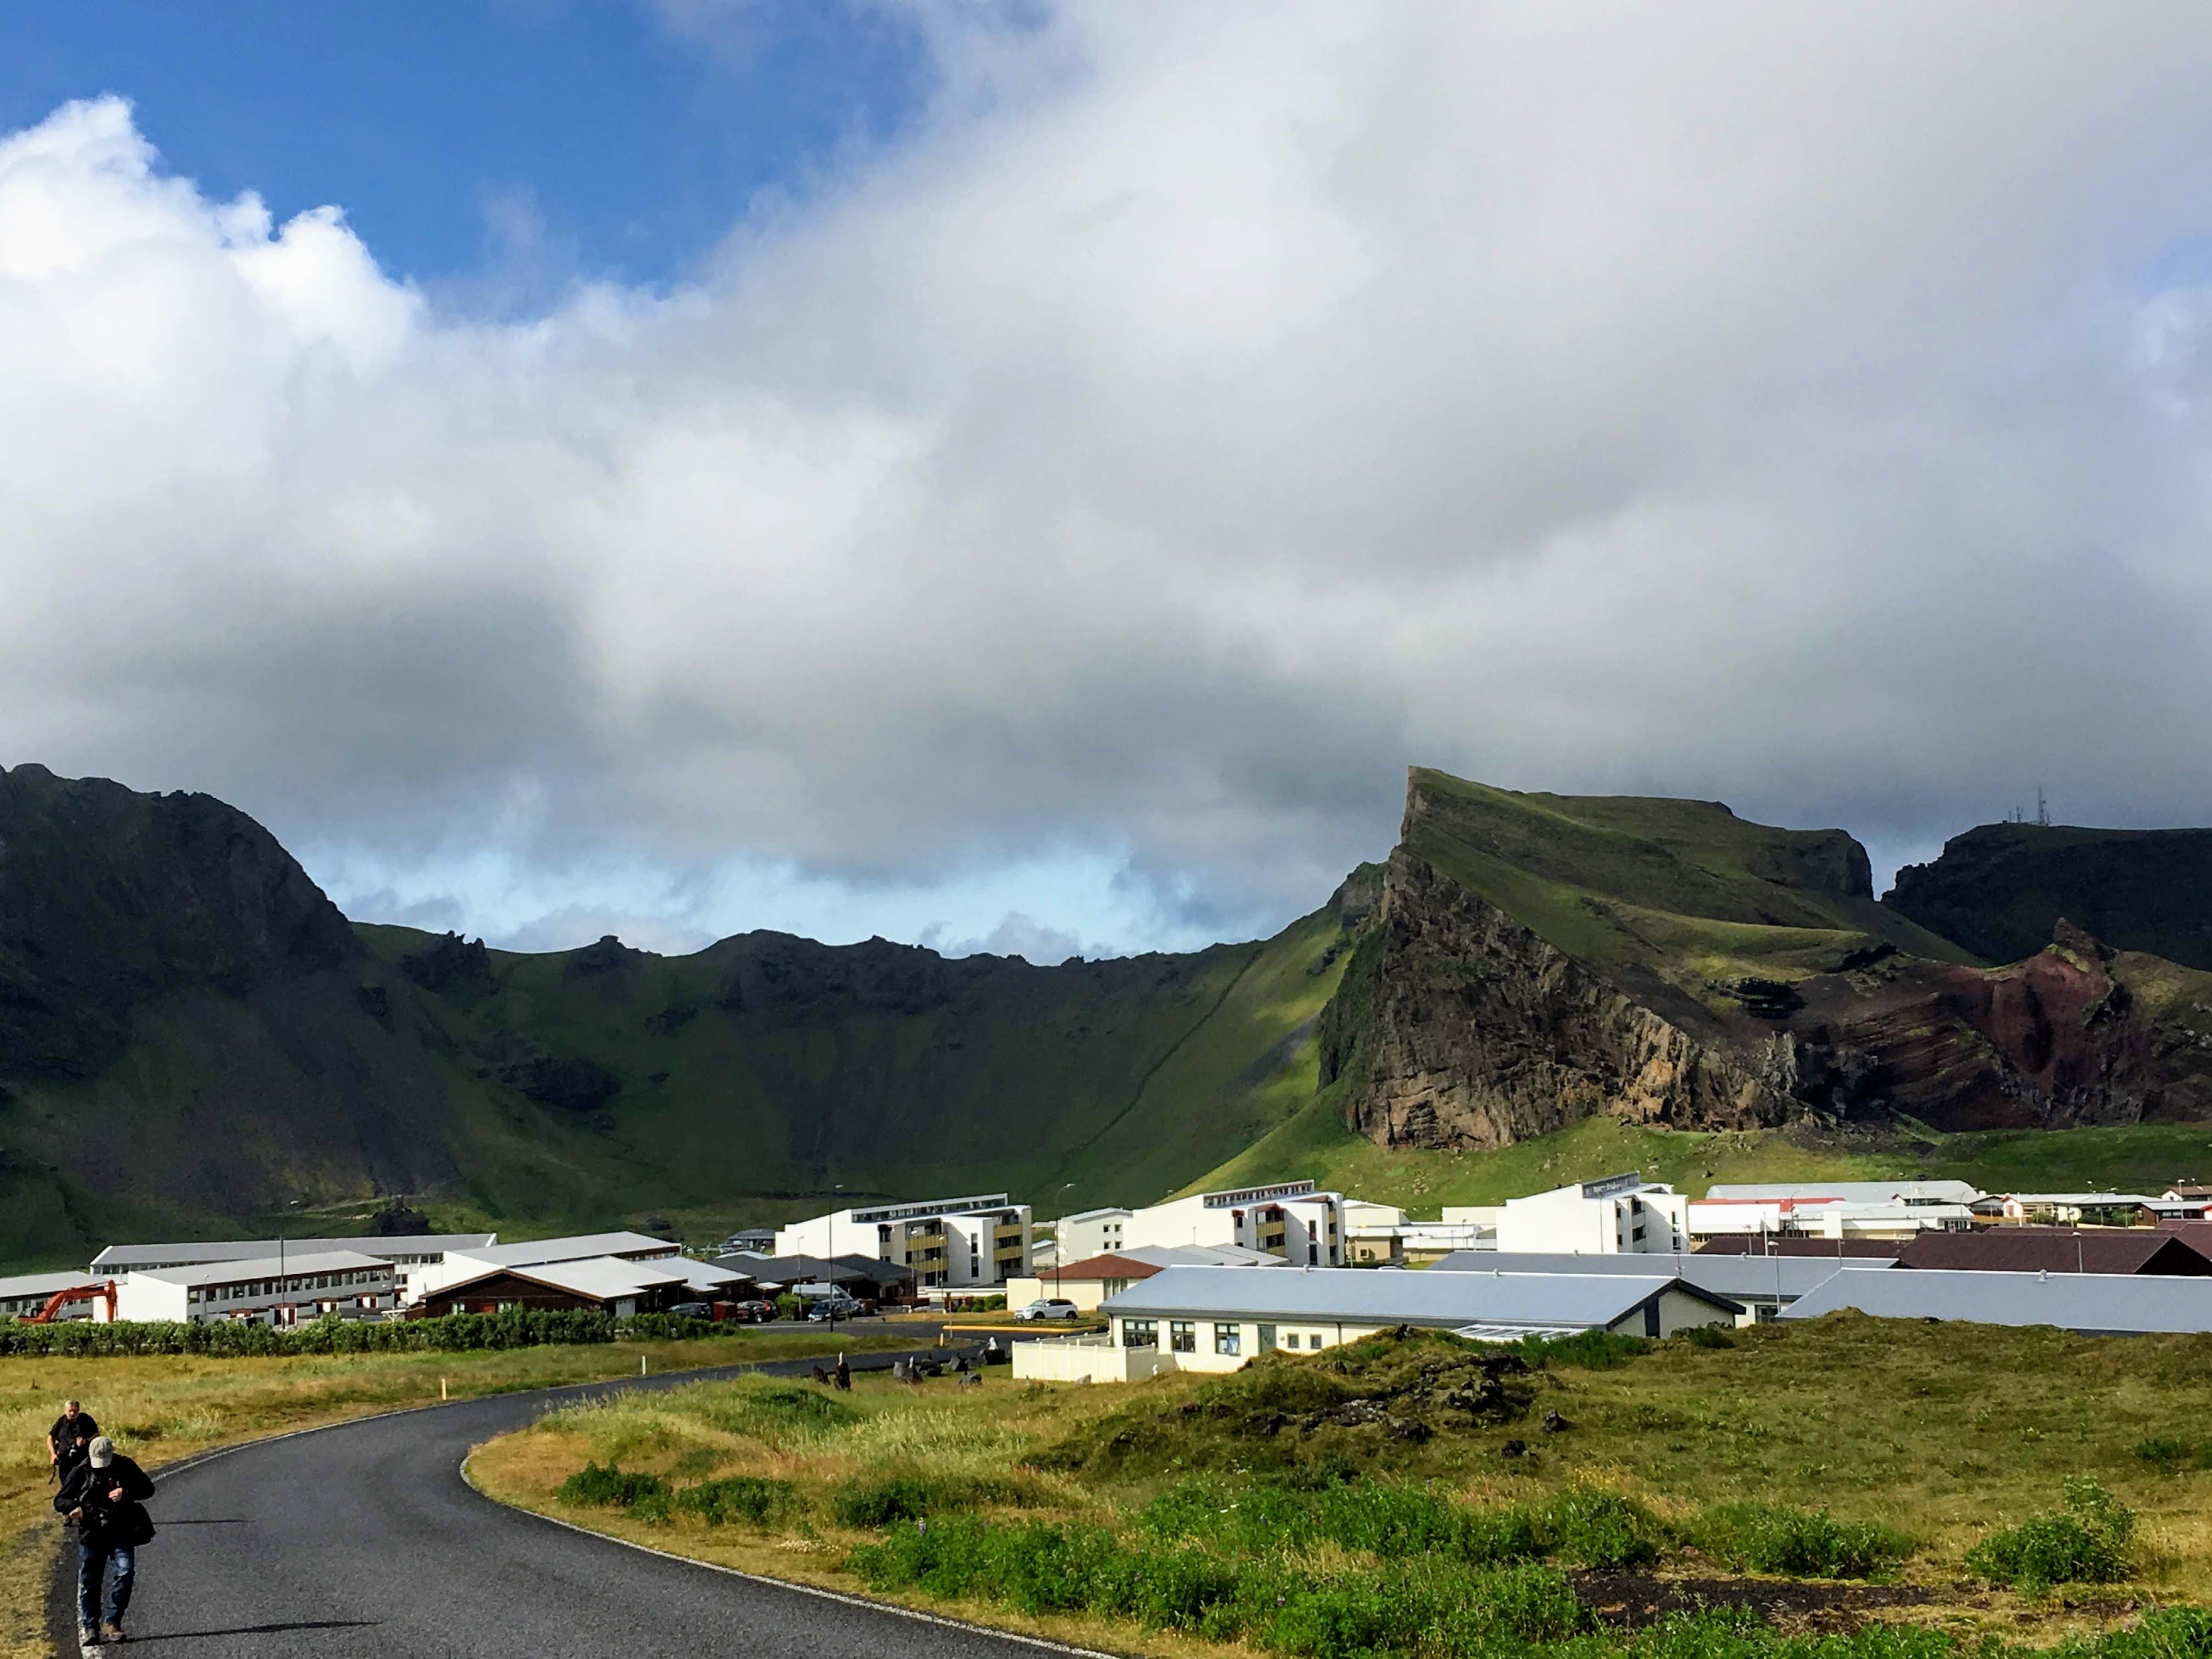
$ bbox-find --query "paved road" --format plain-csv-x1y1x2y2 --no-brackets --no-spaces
46,1348,1086,1658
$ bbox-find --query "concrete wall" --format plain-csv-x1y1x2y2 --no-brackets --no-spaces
1013,1336,1176,1384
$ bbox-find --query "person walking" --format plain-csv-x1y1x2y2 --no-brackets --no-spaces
55,1435,154,1648
47,1400,100,1481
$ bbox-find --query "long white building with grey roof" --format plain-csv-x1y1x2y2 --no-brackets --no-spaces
411,1231,683,1300
92,1235,494,1304
109,1249,398,1325
1091,1264,1740,1373
1428,1250,1893,1322
1782,1267,2212,1336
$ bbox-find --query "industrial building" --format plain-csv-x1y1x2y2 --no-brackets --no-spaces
109,1249,399,1325
91,1235,495,1305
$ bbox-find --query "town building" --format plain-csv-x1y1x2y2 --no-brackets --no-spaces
1056,1264,1740,1378
1973,1193,2157,1226
110,1250,398,1325
92,1235,496,1305
1780,1267,2212,1336
1692,1181,1980,1241
1119,1181,1348,1266
412,1231,685,1302
1052,1207,1133,1261
720,1253,917,1305
1496,1174,1689,1254
1893,1229,2211,1275
1005,1243,1283,1312
413,1257,691,1318
776,1195,1032,1290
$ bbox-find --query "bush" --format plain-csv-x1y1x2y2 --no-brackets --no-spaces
558,1461,671,1521
1966,1479,2135,1590
774,1294,804,1321
2133,1437,2197,1475
1692,1502,1911,1579
693,1380,860,1444
1498,1329,1653,1370
1537,1487,1665,1569
1139,1476,1541,1567
675,1475,792,1527
832,1471,1040,1527
0,1308,721,1358
1683,1325,1736,1350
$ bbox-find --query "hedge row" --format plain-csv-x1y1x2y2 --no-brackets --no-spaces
0,1308,720,1358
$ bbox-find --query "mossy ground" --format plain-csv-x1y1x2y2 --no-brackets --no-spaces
473,1317,2212,1657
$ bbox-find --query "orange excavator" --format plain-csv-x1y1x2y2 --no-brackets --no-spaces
26,1282,116,1323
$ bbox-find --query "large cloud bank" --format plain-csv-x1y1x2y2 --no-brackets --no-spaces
5,5,2212,955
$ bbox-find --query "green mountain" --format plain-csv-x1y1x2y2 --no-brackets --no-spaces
1887,822,2212,971
0,764,1357,1268
1315,769,2212,1154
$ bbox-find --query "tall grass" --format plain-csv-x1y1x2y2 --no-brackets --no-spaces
1967,1480,2135,1590
1691,1502,1912,1579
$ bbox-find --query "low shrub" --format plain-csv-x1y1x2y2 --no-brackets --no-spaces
0,1308,720,1358
1139,1476,1541,1567
1498,1329,1654,1370
1692,1502,1911,1579
1965,1479,2135,1590
693,1379,860,1444
1537,1487,1665,1569
833,1470,1041,1527
558,1461,671,1522
2133,1437,2197,1475
675,1475,792,1526
774,1293,804,1321
1682,1325,1736,1350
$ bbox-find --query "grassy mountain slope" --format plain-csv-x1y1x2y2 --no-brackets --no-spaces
1887,822,2212,971
0,766,1358,1269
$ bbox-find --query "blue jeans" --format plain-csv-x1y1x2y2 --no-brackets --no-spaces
76,1539,134,1629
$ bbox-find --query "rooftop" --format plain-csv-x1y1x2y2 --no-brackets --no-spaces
92,1235,494,1270
448,1233,681,1269
1702,1181,1982,1205
1102,1265,1740,1328
1782,1267,2212,1334
440,1257,690,1302
1429,1250,1887,1299
1895,1229,2210,1275
136,1250,395,1288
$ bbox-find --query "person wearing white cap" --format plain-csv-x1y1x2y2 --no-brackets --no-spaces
54,1435,154,1648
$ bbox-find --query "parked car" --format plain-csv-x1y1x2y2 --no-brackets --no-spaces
1013,1298,1082,1322
667,1300,714,1320
718,1298,776,1323
806,1294,864,1322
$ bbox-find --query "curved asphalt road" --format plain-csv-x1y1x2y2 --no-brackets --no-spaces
45,1348,1092,1658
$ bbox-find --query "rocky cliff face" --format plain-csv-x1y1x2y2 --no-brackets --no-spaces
1332,851,1800,1149
1324,772,2212,1149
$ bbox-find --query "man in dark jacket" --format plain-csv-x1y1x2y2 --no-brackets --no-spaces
47,1400,100,1480
55,1435,154,1647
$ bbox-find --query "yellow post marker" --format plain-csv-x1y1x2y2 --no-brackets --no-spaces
440,1377,448,1401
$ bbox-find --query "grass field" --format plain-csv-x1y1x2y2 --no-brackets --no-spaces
1184,1094,2212,1213
0,1328,901,1659
473,1316,2212,1659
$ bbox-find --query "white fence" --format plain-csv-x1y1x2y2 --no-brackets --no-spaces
1011,1333,1176,1384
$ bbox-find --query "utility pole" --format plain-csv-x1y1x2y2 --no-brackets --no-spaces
2036,785,2050,828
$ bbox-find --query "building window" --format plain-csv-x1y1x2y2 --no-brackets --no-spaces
1214,1323,1241,1356
1122,1319,1158,1348
1307,1333,1323,1350
1170,1320,1197,1353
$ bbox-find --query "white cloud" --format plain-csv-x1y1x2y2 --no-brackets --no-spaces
8,6,2212,955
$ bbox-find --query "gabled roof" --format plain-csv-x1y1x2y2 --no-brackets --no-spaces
436,1257,689,1303
1046,1252,1168,1282
732,1253,916,1286
1780,1267,2212,1334
1895,1229,2211,1276
1429,1251,1888,1300
0,1271,107,1301
1102,1265,1740,1330
135,1250,394,1288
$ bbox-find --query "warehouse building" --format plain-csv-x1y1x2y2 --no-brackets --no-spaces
1428,1249,1890,1322
92,1235,494,1304
110,1250,398,1325
0,1271,106,1320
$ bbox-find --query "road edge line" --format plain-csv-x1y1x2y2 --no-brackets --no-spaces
458,1458,1126,1658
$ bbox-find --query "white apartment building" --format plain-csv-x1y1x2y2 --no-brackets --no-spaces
92,1235,496,1306
1053,1207,1133,1261
1495,1173,1688,1255
777,1195,1032,1290
1691,1181,1981,1241
1122,1181,1347,1267
109,1249,398,1326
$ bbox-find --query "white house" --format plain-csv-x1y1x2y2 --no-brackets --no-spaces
1496,1173,1688,1255
1052,1263,1740,1378
1120,1181,1348,1266
92,1235,495,1306
776,1194,1032,1289
111,1250,399,1326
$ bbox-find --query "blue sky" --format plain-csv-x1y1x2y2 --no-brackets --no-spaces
5,7,2211,964
3,1,933,292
